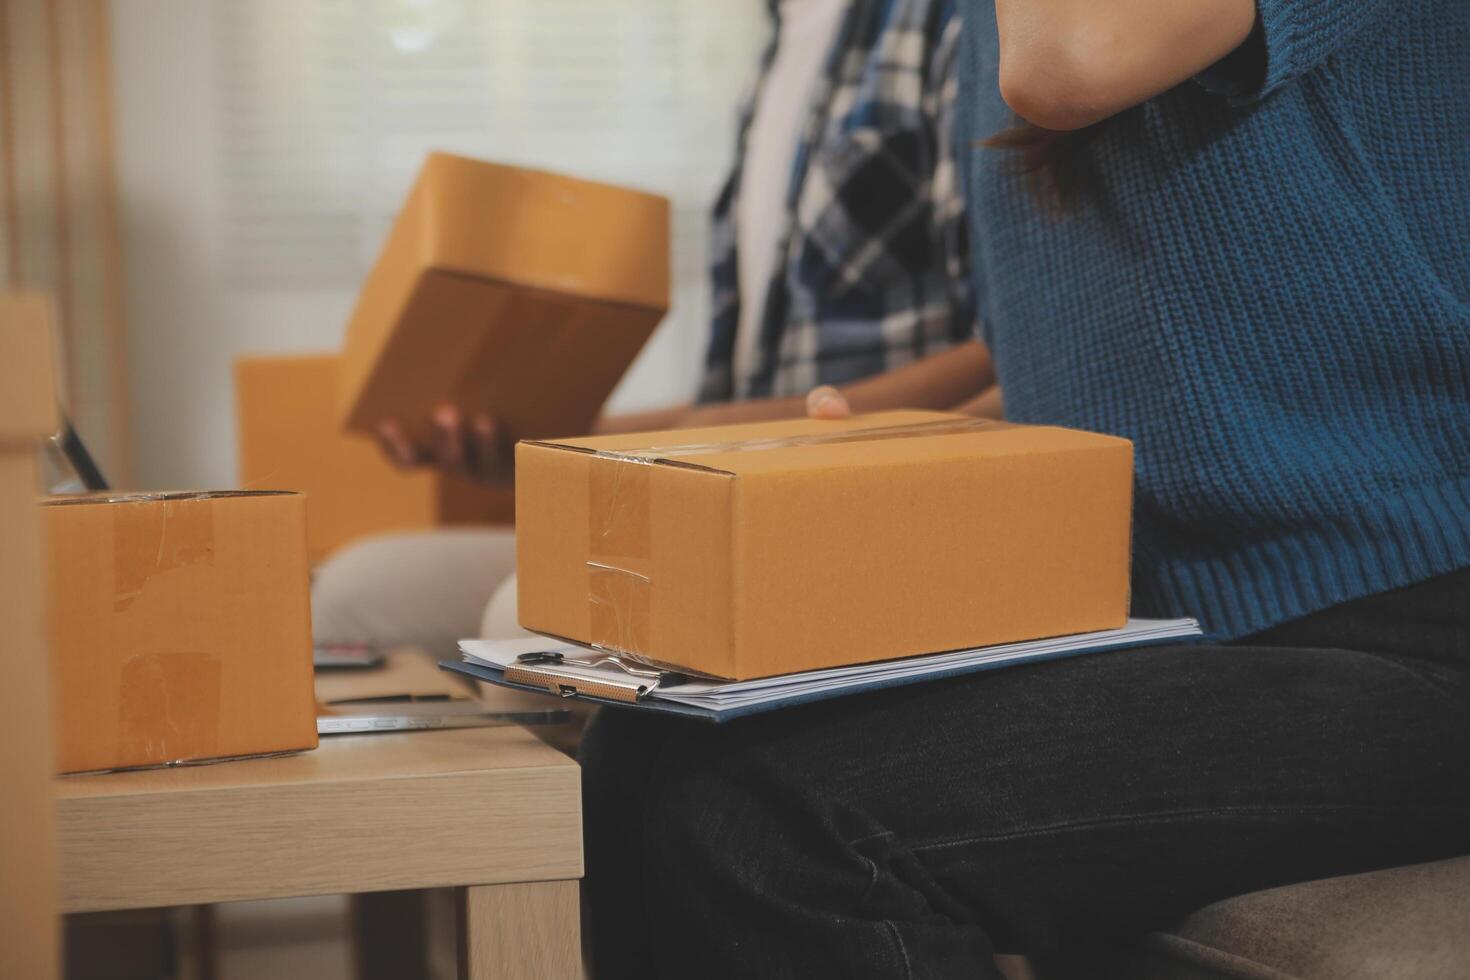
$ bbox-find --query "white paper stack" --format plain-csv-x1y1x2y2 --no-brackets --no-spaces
449,618,1203,722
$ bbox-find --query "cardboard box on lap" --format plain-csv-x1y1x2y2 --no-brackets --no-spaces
516,411,1134,680
235,352,512,564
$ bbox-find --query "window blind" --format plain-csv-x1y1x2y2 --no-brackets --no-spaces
213,0,768,340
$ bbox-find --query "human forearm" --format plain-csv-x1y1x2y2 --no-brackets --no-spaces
808,376,1004,422
994,0,1256,130
840,339,995,414
590,404,691,435
688,339,995,424
598,340,997,432
953,384,1005,419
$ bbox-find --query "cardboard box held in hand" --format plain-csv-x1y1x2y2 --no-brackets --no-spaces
235,352,512,564
516,411,1135,681
337,152,669,447
44,491,317,773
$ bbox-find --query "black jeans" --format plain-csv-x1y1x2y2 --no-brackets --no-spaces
579,568,1470,978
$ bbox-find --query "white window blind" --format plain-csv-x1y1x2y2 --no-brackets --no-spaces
212,0,768,339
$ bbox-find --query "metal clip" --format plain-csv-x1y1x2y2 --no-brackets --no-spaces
505,650,685,703
514,650,665,681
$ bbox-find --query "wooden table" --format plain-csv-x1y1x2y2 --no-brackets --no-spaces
55,725,583,979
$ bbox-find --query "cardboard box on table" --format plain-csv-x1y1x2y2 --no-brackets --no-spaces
337,152,670,447
0,294,61,980
235,352,512,565
516,411,1135,681
43,490,318,774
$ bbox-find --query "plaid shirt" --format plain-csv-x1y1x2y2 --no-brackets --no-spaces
698,0,974,403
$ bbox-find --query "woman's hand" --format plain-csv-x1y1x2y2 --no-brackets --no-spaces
804,383,1004,420
806,386,852,419
376,405,515,485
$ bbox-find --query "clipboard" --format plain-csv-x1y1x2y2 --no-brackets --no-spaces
441,618,1205,723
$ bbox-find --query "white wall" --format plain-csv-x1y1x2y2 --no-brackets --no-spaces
110,0,748,489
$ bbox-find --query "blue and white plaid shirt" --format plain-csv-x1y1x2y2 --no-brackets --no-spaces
699,0,975,403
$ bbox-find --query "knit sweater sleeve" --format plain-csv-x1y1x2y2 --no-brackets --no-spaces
1195,0,1393,101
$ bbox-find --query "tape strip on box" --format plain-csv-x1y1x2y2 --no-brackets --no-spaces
589,416,1010,465
588,454,652,656
111,492,216,611
113,493,221,766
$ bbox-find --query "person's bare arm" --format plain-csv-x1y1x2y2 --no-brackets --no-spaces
590,404,689,435
994,0,1256,131
807,370,1004,421
596,339,995,432
673,339,996,428
954,384,1004,420
378,341,997,481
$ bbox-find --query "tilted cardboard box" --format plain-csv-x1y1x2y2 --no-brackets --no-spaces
516,411,1134,680
337,152,669,447
44,491,318,773
235,352,512,564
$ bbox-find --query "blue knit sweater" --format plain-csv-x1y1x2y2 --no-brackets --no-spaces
957,1,1470,640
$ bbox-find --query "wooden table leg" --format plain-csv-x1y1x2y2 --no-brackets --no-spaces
460,881,581,980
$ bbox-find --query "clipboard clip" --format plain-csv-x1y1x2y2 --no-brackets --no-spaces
505,650,686,703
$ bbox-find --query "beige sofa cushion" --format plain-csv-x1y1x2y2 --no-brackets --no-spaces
311,528,516,657
1128,857,1470,979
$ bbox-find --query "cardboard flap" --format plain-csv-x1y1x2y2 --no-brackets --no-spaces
43,489,299,508
526,411,1131,478
534,410,957,454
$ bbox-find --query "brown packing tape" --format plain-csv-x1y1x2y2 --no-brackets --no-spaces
587,416,1012,465
111,493,216,612
587,454,652,657
118,653,224,765
113,494,220,765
